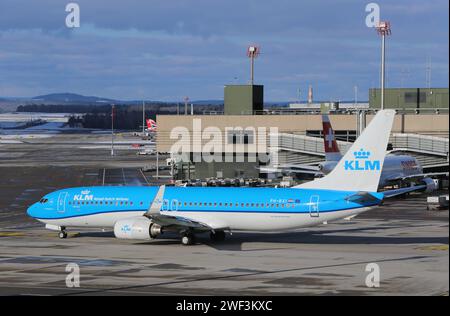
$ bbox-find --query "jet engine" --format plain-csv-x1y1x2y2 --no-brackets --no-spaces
318,161,337,175
421,177,438,193
114,217,163,240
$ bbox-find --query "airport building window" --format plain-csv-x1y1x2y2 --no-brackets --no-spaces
227,130,255,145
405,92,426,103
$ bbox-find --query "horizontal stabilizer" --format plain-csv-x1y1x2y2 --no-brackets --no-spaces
382,185,427,198
345,191,383,204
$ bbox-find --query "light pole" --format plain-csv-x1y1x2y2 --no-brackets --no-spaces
184,96,189,115
142,101,145,134
376,21,391,110
111,104,115,156
247,46,260,85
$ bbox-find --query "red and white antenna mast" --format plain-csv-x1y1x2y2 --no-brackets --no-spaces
247,45,260,85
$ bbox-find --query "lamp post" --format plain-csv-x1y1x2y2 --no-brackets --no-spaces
184,96,189,115
247,46,260,85
111,104,115,156
142,101,145,134
376,21,391,110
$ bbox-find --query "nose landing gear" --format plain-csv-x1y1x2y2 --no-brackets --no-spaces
58,227,67,239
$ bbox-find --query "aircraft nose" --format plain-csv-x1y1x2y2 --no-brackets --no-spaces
27,203,39,218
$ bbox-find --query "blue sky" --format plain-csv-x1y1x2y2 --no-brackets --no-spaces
0,0,448,101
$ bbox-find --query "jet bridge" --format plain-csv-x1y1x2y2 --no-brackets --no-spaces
271,133,449,170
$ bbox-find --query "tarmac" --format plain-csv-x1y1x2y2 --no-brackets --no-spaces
0,132,448,296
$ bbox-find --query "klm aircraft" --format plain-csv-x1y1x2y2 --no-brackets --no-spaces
27,110,406,245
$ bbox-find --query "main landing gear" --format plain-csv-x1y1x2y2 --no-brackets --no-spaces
210,230,226,242
58,227,67,239
179,230,226,246
181,231,196,246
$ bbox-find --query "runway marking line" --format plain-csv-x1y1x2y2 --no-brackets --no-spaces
0,231,80,238
0,232,25,237
415,245,449,251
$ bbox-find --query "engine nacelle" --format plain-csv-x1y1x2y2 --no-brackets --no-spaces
113,217,162,240
318,161,337,175
421,177,438,193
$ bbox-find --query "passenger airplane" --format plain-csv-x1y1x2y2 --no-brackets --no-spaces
262,114,438,192
27,110,416,245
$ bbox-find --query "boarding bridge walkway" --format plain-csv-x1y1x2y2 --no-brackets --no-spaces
273,133,449,169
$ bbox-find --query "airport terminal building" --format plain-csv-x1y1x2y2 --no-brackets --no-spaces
156,86,449,180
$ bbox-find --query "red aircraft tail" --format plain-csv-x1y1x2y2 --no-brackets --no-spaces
146,119,157,131
322,114,342,161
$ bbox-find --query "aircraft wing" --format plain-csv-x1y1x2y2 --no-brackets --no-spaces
144,185,227,231
147,213,214,231
385,172,449,183
381,185,427,198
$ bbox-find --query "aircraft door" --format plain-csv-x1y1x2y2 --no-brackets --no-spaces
309,195,320,217
57,192,68,213
171,199,179,211
162,199,169,211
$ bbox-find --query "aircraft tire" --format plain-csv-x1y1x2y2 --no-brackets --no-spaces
181,233,195,246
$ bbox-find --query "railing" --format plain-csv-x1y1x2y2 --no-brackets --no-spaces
271,133,352,156
390,133,449,157
247,108,449,115
272,133,449,162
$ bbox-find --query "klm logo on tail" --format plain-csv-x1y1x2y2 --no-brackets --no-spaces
344,149,380,171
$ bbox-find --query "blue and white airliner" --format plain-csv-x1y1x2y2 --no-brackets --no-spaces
27,110,411,245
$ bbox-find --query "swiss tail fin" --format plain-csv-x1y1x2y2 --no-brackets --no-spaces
295,110,396,192
146,119,157,131
322,114,342,161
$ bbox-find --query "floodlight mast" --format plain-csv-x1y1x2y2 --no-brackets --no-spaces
376,21,391,110
247,46,260,85
184,96,189,115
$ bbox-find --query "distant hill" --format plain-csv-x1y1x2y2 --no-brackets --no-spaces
32,93,117,104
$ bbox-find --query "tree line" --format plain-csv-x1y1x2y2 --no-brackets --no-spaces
17,103,223,130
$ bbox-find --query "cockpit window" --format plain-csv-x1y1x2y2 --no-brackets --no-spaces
39,198,49,203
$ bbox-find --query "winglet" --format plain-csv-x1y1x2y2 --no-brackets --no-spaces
145,185,165,216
